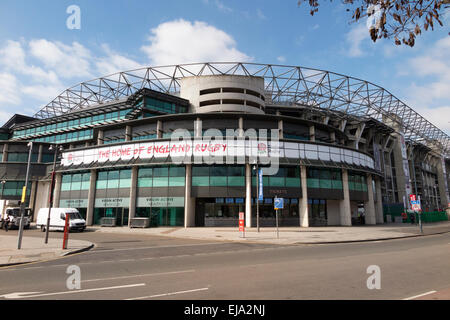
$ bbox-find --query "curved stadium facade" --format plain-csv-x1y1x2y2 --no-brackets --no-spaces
0,62,449,227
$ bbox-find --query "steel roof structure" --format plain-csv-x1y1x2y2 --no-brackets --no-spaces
33,62,450,156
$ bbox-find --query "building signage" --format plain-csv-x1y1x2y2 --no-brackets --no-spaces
136,197,184,207
61,140,376,170
60,199,88,208
94,197,130,208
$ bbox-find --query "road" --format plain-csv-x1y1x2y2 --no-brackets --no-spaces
0,229,449,300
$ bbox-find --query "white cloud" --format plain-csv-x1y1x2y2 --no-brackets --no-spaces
29,39,92,79
256,9,266,20
277,56,286,63
0,73,21,105
141,19,251,65
96,44,143,75
345,23,370,57
203,0,232,13
398,36,450,134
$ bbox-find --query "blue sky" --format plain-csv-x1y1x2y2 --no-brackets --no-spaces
0,0,449,133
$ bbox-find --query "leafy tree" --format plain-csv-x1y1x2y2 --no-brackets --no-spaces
298,0,449,47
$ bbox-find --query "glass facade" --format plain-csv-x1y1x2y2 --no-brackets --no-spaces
0,181,31,200
94,168,132,225
145,97,187,114
192,165,245,187
61,172,91,192
348,171,368,192
252,167,301,188
13,109,132,140
135,166,185,226
307,168,343,189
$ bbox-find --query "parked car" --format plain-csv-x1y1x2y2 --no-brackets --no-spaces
36,208,86,232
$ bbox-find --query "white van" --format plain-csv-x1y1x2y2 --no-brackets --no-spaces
36,208,86,232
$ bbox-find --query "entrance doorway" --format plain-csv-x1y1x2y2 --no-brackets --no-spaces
94,207,129,226
195,198,243,227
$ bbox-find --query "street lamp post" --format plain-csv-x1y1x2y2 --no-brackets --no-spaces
45,144,62,244
17,142,33,250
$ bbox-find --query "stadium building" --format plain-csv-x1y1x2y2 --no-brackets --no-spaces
0,62,449,228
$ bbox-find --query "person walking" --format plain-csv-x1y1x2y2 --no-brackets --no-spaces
4,216,10,232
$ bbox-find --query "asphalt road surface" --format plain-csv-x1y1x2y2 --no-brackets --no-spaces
0,229,449,300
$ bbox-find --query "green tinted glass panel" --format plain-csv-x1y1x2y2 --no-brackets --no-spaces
307,178,320,188
192,176,209,186
228,176,245,186
286,178,300,187
169,177,185,186
153,177,168,187
210,176,227,186
138,178,152,188
269,177,284,187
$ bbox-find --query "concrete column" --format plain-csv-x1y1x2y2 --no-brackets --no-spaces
97,130,104,145
86,169,97,226
184,164,195,227
125,125,132,142
300,165,309,227
53,173,62,208
278,119,283,139
365,174,376,225
157,120,162,138
330,131,336,144
37,144,43,163
128,166,138,227
340,169,352,226
29,181,38,219
375,177,384,224
245,163,252,228
309,125,315,142
2,144,8,162
436,157,449,210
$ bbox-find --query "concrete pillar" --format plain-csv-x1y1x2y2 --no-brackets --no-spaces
128,166,138,227
436,157,449,210
157,120,162,138
309,125,315,142
340,169,352,226
365,174,376,225
330,131,336,144
2,144,8,162
125,125,132,142
86,169,97,226
245,163,252,228
184,164,195,227
375,177,384,223
37,144,43,163
97,130,104,145
278,119,283,139
29,181,38,220
53,173,62,208
300,165,309,227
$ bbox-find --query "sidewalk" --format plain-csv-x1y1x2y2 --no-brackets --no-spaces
93,221,450,245
0,235,94,267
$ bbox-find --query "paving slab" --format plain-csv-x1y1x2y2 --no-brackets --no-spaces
0,235,94,267
92,221,450,245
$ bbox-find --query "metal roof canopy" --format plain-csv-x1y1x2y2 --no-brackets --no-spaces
32,62,450,156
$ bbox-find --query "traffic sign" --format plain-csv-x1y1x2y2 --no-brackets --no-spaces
274,197,284,210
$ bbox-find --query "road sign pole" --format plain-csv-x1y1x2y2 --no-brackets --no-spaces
418,196,423,234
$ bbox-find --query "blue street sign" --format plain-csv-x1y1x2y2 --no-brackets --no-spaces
274,197,284,210
258,168,263,201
